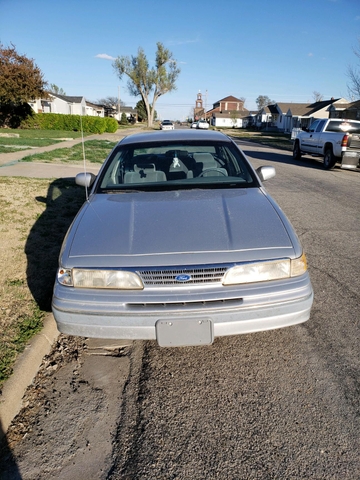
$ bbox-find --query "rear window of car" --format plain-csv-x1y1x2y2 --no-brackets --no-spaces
325,121,360,134
97,140,258,191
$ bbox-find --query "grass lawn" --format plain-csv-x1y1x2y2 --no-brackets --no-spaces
0,177,86,390
20,139,117,164
220,128,293,151
0,129,90,154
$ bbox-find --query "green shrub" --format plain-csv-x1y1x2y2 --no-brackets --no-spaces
104,117,118,133
120,112,128,125
20,113,118,134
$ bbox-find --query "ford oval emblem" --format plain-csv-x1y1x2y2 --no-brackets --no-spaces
175,274,191,282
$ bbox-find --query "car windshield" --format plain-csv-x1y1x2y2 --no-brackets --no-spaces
97,139,258,191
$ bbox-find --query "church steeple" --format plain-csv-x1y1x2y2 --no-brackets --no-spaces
194,91,204,120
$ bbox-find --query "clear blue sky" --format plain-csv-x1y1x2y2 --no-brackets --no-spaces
1,0,359,120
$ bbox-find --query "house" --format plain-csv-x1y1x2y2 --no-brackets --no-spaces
265,98,348,132
29,94,105,117
210,112,245,128
328,100,360,120
251,106,273,129
113,106,137,123
85,100,105,117
206,95,249,128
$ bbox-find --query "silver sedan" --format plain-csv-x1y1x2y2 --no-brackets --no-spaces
52,130,313,347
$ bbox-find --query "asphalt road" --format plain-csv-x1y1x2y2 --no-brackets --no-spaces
2,140,360,479
108,144,360,479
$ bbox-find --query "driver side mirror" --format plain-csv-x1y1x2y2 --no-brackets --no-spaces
75,172,96,188
256,166,276,182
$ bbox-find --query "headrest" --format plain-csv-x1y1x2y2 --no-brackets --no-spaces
134,163,156,172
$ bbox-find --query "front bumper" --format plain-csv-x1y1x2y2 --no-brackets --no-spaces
52,273,314,345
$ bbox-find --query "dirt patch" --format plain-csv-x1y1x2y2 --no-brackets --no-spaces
0,334,132,479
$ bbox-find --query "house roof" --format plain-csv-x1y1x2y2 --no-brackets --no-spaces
275,102,312,116
120,106,136,114
275,98,346,116
216,95,245,103
330,99,360,111
51,94,84,103
259,106,272,114
86,101,104,109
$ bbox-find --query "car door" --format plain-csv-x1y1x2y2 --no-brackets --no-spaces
310,119,327,154
302,120,320,153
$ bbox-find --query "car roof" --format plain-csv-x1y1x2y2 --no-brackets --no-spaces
119,129,231,146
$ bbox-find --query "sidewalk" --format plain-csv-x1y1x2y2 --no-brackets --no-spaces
0,127,143,176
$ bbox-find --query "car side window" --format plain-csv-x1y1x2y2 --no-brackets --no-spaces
309,120,319,132
315,120,326,132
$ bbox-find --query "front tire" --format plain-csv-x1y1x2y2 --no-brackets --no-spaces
293,141,302,160
323,148,336,170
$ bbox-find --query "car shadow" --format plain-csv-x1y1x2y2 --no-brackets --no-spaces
25,178,86,311
240,146,330,171
232,139,350,172
0,419,23,479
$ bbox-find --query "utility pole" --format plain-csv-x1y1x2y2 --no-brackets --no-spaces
204,89,208,121
118,86,121,120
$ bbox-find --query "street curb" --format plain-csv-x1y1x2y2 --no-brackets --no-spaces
0,314,59,440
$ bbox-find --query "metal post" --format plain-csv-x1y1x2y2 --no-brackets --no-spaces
118,86,121,119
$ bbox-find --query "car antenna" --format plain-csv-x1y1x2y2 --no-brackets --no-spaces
79,114,89,201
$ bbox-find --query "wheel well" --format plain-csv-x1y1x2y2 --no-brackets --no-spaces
324,143,333,153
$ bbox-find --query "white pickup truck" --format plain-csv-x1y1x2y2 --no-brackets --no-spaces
293,118,360,170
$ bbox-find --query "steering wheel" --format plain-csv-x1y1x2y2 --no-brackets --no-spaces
199,168,227,177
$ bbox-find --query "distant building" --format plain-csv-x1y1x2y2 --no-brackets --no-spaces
207,95,249,128
29,94,105,116
194,91,205,120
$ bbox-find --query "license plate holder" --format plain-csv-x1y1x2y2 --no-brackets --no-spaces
156,318,213,347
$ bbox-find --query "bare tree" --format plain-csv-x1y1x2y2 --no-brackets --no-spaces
312,91,324,102
97,96,125,108
347,38,360,100
256,95,275,110
50,84,66,95
113,42,180,127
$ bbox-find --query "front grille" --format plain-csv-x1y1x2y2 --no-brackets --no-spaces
138,266,228,286
126,297,243,309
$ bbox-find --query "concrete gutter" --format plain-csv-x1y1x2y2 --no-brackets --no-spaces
0,315,59,440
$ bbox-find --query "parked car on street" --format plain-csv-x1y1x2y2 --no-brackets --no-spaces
293,118,360,170
197,120,209,129
191,122,198,128
52,130,313,347
160,120,174,130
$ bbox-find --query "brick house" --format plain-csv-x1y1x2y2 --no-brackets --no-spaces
207,95,249,128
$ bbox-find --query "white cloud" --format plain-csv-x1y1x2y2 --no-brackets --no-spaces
95,53,116,60
308,52,314,57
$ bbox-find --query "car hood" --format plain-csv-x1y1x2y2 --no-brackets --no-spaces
64,188,296,268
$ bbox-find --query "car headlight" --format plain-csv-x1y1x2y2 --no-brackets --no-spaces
222,254,307,285
57,268,144,290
